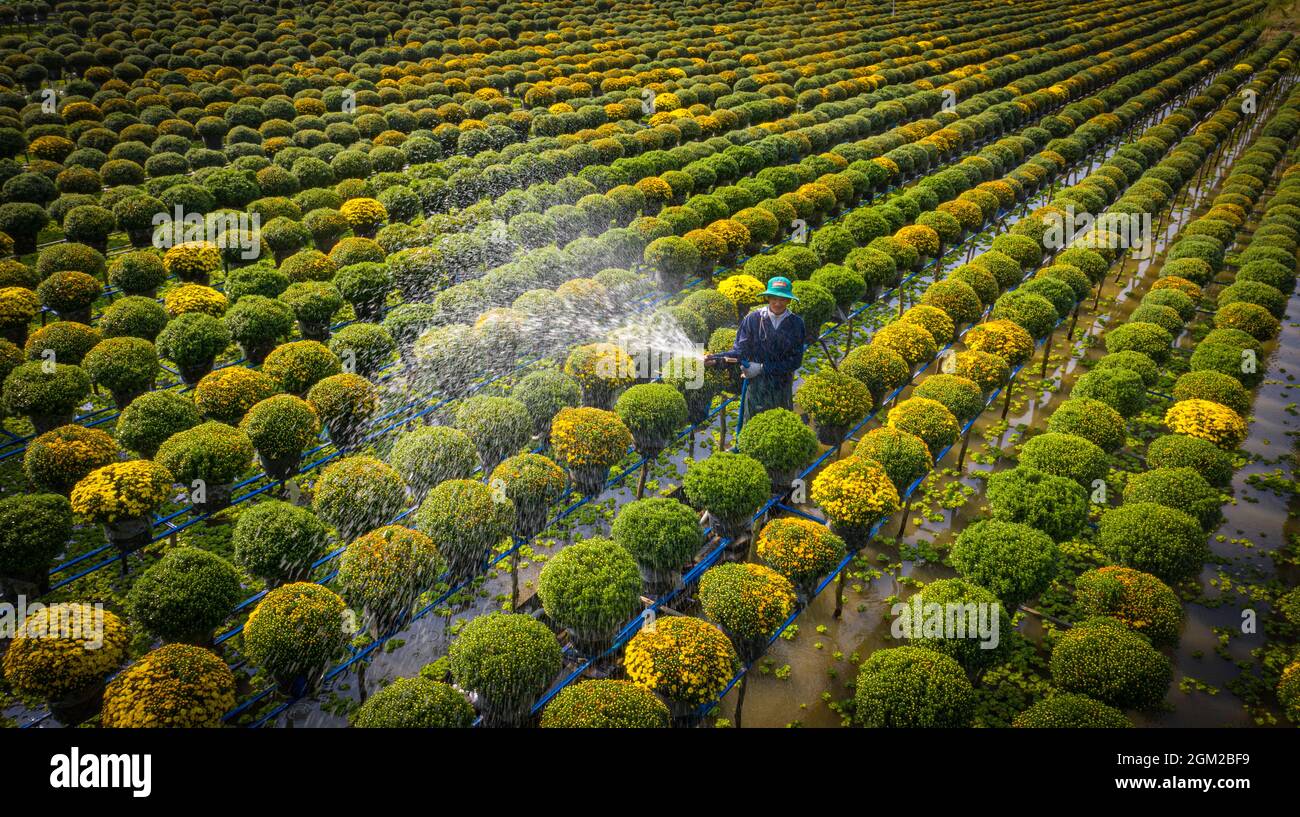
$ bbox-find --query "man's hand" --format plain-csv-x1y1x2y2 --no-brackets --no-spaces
741,361,764,379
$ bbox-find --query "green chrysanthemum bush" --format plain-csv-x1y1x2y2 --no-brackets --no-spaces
950,519,1060,610
240,394,319,475
614,382,688,455
126,546,242,644
312,455,408,543
1072,367,1147,418
1075,566,1183,648
1012,693,1131,728
232,499,329,586
388,425,478,501
907,578,1011,672
243,582,350,692
913,373,984,424
155,420,254,488
853,646,974,728
511,368,582,437
624,615,737,709
1046,397,1126,453
101,644,237,729
1122,466,1222,531
840,343,910,409
1277,660,1300,726
539,679,670,729
1172,370,1252,417
3,361,91,429
1103,321,1173,364
953,349,1010,394
986,465,1088,541
448,612,562,726
339,525,443,635
538,536,641,650
1145,433,1235,488
0,492,72,588
611,497,703,586
699,561,797,645
737,407,818,485
352,677,474,729
1050,617,1172,710
1018,431,1109,488
1097,502,1208,585
851,427,932,495
415,478,513,581
682,451,770,535
262,340,342,396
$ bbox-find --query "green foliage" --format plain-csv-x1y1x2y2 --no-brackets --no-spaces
127,547,242,643
854,646,974,728
1050,617,1172,710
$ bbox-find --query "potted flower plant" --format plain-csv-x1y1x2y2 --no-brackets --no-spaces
101,644,237,727
155,421,254,515
623,616,737,724
339,525,443,638
243,582,351,697
699,562,797,661
240,394,321,481
537,536,642,657
414,478,514,584
794,368,873,445
809,456,901,549
681,451,770,543
2,360,91,433
489,453,568,539
1,603,129,725
549,406,632,496
306,372,377,452
448,612,562,728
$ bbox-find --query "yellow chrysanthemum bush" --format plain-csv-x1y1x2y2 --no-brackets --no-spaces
563,342,636,409
874,319,938,366
548,406,632,495
717,273,765,314
896,224,942,260
338,525,443,636
101,644,237,728
164,283,228,318
624,615,737,709
756,516,851,592
810,456,901,546
71,459,174,524
887,396,962,459
242,582,351,694
2,603,129,718
1163,398,1248,450
339,197,388,237
964,318,1035,366
699,562,796,649
162,241,222,283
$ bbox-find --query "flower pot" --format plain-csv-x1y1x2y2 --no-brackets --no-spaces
706,511,753,548
297,318,331,343
637,562,682,597
512,499,550,540
579,382,617,411
768,466,799,494
258,450,303,483
323,415,369,452
684,391,712,426
721,626,769,665
653,268,688,293
177,359,215,387
351,299,385,323
813,421,847,447
829,519,872,552
11,234,37,256
273,666,327,698
664,696,705,728
28,410,75,435
127,228,154,249
176,269,210,286
109,383,151,411
565,623,618,660
190,481,234,516
476,694,534,728
56,306,93,324
201,134,223,151
103,515,153,565
0,568,48,602
0,321,27,347
48,679,107,727
239,339,276,365
568,464,611,497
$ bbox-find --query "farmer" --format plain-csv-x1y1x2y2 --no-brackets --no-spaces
707,276,806,420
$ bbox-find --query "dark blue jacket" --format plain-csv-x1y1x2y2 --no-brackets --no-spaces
727,307,806,379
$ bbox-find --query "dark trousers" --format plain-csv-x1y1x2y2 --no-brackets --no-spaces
742,372,793,423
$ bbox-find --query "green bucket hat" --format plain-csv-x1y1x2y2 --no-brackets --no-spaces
761,275,799,301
